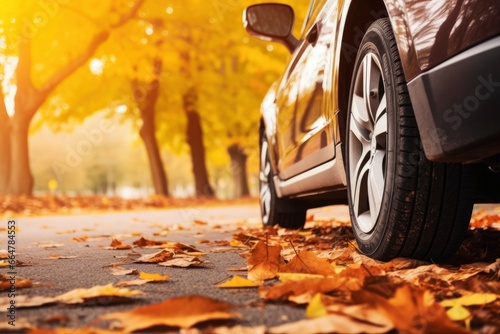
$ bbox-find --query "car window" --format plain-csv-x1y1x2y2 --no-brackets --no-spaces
301,0,328,37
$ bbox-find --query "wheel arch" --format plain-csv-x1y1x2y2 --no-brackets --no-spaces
337,0,389,146
336,0,419,146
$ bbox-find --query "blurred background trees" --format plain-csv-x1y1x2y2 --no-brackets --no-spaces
0,0,308,198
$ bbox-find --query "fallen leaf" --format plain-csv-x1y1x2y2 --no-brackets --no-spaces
134,250,174,263
109,267,139,276
115,279,149,287
0,295,57,309
306,293,328,319
260,276,361,304
0,317,32,331
48,255,77,260
43,314,71,324
56,284,142,304
71,236,89,242
278,273,325,282
440,293,497,308
139,272,169,281
159,256,204,268
38,243,64,249
99,295,240,331
218,276,260,288
105,239,132,250
244,241,284,282
56,229,76,234
133,237,165,247
180,325,266,334
447,304,471,322
280,250,337,276
194,219,208,225
268,313,392,334
0,274,33,290
352,285,469,333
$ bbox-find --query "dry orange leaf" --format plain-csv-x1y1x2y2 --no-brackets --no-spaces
133,237,164,247
0,274,33,290
99,295,240,331
245,241,284,282
352,285,469,334
194,219,208,225
259,276,361,304
280,250,337,276
106,239,132,250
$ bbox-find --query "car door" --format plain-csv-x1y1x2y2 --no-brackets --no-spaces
275,0,339,180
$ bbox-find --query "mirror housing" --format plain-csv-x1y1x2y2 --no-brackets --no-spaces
243,3,299,53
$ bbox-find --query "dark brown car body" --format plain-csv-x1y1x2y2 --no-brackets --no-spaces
255,0,500,200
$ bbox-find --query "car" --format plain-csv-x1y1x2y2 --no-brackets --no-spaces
243,0,500,262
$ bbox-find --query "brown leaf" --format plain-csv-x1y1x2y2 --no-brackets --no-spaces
159,256,204,268
106,239,132,250
109,266,139,276
280,250,336,276
132,237,164,247
0,274,33,290
99,295,240,331
352,285,469,334
134,250,174,263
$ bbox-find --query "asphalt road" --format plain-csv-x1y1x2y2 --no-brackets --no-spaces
1,204,350,332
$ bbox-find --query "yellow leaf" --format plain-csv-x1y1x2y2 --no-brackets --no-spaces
218,276,260,288
446,304,471,321
139,272,169,281
306,293,328,319
298,230,312,236
230,240,243,247
278,273,324,282
440,293,497,307
56,284,142,304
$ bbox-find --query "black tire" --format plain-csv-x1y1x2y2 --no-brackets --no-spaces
259,128,307,229
345,19,474,262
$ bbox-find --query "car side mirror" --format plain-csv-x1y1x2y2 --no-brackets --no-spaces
243,3,299,53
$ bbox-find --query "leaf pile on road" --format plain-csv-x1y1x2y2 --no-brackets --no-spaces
4,210,500,333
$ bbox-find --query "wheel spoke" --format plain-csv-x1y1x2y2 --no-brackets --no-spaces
367,151,385,222
353,161,370,217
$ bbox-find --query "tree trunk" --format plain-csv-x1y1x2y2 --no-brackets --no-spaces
133,57,169,196
184,88,215,197
139,123,169,196
9,114,34,195
0,89,11,195
228,144,250,198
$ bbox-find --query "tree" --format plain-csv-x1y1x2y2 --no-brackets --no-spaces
0,0,144,195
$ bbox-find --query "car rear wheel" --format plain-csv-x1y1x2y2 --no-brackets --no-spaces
260,129,307,229
346,19,475,262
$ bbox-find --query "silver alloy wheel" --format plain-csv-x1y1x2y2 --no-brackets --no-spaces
348,52,388,233
260,140,272,225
